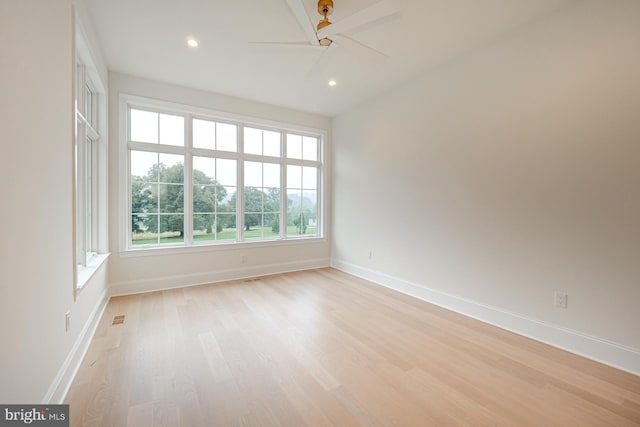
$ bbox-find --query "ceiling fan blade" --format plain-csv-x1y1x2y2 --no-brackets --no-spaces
283,0,320,46
317,0,399,39
332,34,388,62
249,40,323,48
308,44,336,75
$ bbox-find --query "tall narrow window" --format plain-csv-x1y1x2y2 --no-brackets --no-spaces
74,24,108,291
75,65,99,266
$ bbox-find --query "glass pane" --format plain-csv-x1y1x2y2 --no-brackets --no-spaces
287,165,302,189
244,213,264,238
159,113,184,146
193,156,215,183
159,215,184,244
217,159,237,186
130,109,158,143
193,184,216,213
244,161,262,187
217,122,237,152
244,127,262,155
263,163,280,188
287,190,303,236
287,134,302,159
303,166,317,190
263,130,281,157
193,119,215,149
159,184,184,213
193,214,215,241
265,187,281,212
303,136,318,161
158,153,183,183
131,178,157,213
221,186,237,211
131,150,157,179
216,214,236,240
132,213,158,245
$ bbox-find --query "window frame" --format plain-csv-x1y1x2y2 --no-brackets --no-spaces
73,22,109,294
119,94,326,255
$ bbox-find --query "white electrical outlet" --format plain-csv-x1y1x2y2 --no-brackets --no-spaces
554,292,568,308
65,311,71,332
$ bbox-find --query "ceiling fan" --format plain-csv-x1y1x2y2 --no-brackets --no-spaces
252,0,399,70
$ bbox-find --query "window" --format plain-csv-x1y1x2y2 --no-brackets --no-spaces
124,98,324,250
74,33,108,289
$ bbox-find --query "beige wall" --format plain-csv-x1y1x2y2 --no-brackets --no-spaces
332,0,640,351
0,0,109,402
108,73,332,295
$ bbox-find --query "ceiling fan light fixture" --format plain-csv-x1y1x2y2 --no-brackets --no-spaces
319,37,333,46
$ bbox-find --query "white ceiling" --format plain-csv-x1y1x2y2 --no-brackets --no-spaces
85,0,572,117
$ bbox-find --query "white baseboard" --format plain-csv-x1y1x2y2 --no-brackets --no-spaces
331,259,640,376
42,288,109,404
110,257,331,296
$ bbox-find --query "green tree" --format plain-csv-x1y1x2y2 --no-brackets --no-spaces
131,162,227,237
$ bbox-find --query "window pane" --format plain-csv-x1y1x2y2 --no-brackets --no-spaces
216,214,236,240
263,130,281,157
159,184,184,213
287,134,302,159
159,113,184,146
193,156,215,181
244,127,262,155
287,189,316,236
217,122,237,152
132,213,158,245
221,187,237,212
130,109,158,143
263,162,280,188
159,215,184,244
131,150,157,178
303,166,317,190
158,153,183,183
287,165,302,189
193,184,216,213
193,119,215,149
217,159,237,186
131,179,157,213
244,161,262,187
303,136,318,161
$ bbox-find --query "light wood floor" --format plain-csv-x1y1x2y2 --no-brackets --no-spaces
66,268,640,426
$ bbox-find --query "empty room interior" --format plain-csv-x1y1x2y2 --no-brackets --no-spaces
2,0,640,425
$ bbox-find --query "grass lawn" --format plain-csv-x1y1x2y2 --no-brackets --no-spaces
132,226,317,245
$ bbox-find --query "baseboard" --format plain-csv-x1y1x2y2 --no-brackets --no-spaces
110,257,331,296
42,288,109,404
331,259,640,376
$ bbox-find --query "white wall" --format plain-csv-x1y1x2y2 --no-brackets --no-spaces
0,0,109,403
108,73,332,295
332,0,640,364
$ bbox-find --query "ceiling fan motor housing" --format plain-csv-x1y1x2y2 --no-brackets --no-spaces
318,0,334,16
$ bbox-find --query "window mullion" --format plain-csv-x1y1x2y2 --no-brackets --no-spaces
237,124,245,241
184,114,193,245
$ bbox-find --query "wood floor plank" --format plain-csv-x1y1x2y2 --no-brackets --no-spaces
66,268,640,426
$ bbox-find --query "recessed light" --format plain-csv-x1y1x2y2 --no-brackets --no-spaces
328,79,337,87
187,38,199,47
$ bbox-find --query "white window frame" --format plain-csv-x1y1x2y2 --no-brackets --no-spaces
119,94,326,255
73,21,109,293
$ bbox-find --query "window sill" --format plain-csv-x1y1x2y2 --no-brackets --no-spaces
77,253,110,290
119,236,327,258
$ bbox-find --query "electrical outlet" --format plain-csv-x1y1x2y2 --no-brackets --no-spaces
65,311,71,332
554,292,568,308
